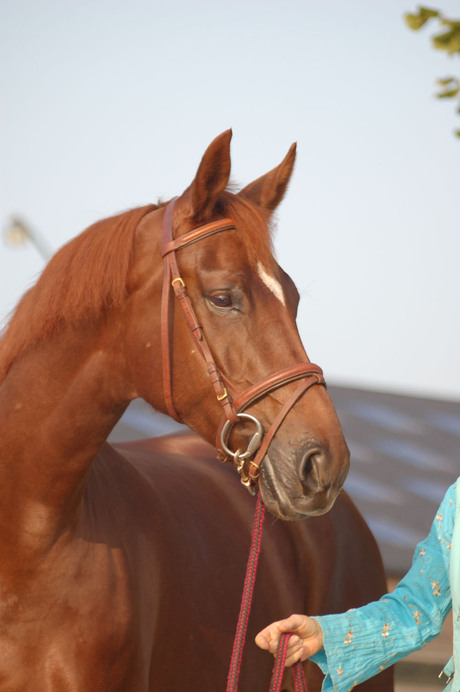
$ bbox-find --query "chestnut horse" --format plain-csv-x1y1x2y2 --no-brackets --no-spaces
0,131,392,690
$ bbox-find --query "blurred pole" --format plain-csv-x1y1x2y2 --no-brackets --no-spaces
2,216,52,261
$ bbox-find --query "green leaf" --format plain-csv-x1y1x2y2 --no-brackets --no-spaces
437,76,458,86
454,129,460,137
440,19,460,30
404,13,423,30
436,87,460,98
404,7,439,31
432,28,460,53
418,5,440,17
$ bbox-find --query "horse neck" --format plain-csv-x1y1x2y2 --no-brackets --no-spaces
0,316,131,561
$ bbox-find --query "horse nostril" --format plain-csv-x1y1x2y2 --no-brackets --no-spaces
298,448,328,492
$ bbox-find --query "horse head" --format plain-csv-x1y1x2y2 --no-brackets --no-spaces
126,130,349,520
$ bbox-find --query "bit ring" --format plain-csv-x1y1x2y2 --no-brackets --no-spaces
220,412,264,461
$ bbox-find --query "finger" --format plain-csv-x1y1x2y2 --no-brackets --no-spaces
255,632,271,650
284,645,304,667
269,633,301,656
285,638,302,653
284,651,302,667
255,621,284,649
278,614,307,632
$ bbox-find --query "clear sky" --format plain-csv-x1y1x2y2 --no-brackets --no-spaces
1,0,459,400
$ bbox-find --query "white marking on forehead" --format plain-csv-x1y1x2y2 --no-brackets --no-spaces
257,262,285,305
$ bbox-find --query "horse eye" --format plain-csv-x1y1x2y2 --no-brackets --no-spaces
209,294,233,309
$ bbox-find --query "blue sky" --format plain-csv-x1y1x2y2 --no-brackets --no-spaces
1,0,459,399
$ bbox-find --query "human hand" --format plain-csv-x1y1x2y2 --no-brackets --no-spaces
255,614,324,667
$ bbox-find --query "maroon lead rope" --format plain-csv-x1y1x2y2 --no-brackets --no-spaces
226,492,266,690
226,492,308,692
270,634,309,692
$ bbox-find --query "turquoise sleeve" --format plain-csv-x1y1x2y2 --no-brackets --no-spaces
310,482,456,691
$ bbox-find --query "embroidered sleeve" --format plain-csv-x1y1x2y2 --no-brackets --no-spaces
310,481,456,692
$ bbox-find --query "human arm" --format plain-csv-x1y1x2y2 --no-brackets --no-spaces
311,482,454,690
255,481,456,691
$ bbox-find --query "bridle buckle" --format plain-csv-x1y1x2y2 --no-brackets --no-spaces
220,413,264,493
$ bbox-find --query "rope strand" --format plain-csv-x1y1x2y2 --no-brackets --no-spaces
226,492,308,691
269,633,291,692
226,492,265,691
271,634,308,692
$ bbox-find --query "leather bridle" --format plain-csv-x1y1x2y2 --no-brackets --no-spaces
160,199,325,492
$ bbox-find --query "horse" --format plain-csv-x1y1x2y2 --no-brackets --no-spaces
0,130,392,691
114,431,393,692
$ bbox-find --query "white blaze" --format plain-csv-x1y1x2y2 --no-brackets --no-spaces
257,262,285,305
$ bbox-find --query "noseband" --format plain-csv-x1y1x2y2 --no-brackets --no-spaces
161,199,325,492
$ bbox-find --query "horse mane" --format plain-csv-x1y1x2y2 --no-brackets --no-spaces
0,190,276,384
0,204,157,383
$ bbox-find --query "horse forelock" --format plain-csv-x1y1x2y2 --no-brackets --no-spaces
214,191,276,271
0,204,157,382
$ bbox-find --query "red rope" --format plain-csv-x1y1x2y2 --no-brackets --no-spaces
226,492,308,692
269,633,291,692
271,634,308,692
226,492,266,691
292,658,309,692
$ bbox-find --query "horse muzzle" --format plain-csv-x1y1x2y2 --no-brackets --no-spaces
257,437,350,520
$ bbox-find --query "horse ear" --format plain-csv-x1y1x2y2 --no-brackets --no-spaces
183,130,232,221
239,143,296,217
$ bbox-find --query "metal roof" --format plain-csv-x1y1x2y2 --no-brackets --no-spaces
328,385,459,575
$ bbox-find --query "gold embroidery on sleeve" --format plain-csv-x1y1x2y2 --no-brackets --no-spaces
431,580,441,597
344,630,354,646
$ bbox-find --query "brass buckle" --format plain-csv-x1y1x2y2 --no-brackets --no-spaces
217,387,228,402
438,670,453,686
233,449,255,495
171,277,185,289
